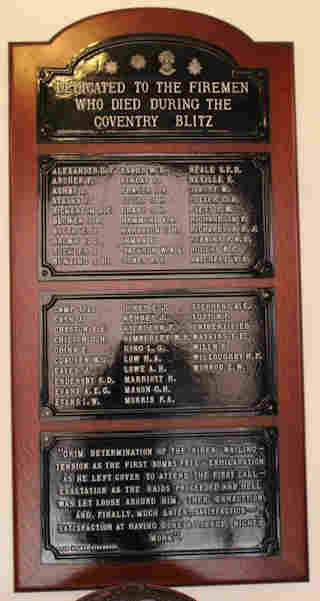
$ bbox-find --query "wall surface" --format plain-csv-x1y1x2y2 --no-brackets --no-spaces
2,1,319,599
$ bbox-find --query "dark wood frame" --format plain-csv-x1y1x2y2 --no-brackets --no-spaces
9,7,308,591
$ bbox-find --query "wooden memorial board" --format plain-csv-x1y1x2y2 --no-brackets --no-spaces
9,7,307,592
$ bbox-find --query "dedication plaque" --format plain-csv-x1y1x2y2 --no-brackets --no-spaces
37,35,268,143
39,154,272,279
10,6,308,592
41,429,279,562
40,290,276,417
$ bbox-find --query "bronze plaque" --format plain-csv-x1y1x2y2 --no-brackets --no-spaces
40,290,276,418
77,584,198,601
41,428,279,562
37,35,268,143
39,154,272,280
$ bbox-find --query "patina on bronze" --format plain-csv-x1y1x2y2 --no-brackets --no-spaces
40,289,276,418
39,153,272,280
37,35,268,143
77,584,198,601
41,428,279,563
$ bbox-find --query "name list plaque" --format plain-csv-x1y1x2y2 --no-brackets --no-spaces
40,290,276,417
10,6,307,593
39,154,272,280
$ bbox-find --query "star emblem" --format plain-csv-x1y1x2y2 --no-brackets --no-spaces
188,58,202,75
130,54,146,70
105,60,118,74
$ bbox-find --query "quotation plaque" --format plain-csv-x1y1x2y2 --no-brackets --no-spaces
10,7,307,592
41,430,279,562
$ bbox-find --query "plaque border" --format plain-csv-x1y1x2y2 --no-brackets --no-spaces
40,288,277,418
40,427,280,563
39,153,273,281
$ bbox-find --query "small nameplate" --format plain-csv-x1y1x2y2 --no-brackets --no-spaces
40,290,276,417
41,429,279,562
37,35,268,142
39,154,272,280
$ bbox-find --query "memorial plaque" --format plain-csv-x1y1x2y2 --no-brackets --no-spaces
40,290,276,417
10,7,308,591
41,429,279,562
39,154,272,280
37,35,268,143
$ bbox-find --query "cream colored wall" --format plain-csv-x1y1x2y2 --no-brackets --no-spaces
1,1,319,599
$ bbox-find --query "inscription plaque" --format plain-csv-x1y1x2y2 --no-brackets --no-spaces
40,290,276,417
39,154,272,280
37,35,268,143
41,429,279,562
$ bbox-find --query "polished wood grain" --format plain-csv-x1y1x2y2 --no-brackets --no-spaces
9,7,308,591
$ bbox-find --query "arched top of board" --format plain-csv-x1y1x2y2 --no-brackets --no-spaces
43,8,257,62
30,8,272,143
